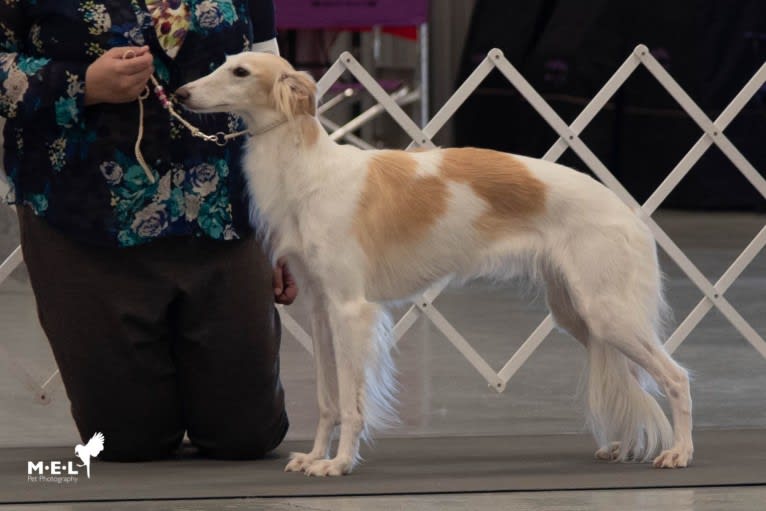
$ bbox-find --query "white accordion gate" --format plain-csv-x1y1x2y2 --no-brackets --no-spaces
1,45,765,402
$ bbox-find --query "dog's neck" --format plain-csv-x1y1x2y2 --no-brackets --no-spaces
241,111,342,258
241,112,327,148
249,117,288,136
242,112,336,199
240,110,288,135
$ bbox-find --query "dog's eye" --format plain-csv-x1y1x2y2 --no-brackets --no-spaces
232,67,250,78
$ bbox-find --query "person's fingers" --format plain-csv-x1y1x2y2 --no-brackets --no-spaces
275,285,297,305
132,46,151,57
283,282,298,304
120,72,151,97
273,263,284,296
282,263,296,287
122,66,155,87
126,82,150,100
107,46,150,59
84,47,154,105
280,261,298,304
117,53,154,75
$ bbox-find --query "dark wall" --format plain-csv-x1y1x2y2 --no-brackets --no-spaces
455,0,766,210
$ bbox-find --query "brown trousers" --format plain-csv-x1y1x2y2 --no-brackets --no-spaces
18,207,288,461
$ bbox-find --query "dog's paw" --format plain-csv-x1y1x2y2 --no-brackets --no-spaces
304,457,352,477
595,442,622,461
284,452,321,473
653,446,693,468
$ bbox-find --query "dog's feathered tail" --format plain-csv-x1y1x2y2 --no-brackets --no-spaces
361,309,400,443
585,340,674,462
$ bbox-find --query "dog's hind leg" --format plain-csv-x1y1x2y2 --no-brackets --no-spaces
285,292,339,473
304,299,379,476
591,317,693,467
544,269,621,460
589,317,692,467
544,268,589,347
553,226,692,467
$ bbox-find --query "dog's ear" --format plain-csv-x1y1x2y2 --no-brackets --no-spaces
272,71,317,119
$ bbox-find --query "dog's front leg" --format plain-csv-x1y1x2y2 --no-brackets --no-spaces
303,299,377,477
285,292,339,473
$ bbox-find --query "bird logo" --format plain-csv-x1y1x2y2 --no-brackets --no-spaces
74,432,104,479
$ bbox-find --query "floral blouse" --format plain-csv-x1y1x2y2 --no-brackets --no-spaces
0,0,276,247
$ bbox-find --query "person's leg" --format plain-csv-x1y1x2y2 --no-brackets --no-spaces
172,235,288,460
18,207,185,461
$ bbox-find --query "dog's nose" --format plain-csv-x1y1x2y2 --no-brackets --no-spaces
174,86,191,102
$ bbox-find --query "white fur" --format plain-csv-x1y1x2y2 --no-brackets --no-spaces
178,53,694,476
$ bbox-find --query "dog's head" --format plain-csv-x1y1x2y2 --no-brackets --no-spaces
175,52,317,121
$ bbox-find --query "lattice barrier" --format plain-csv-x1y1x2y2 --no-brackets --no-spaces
1,45,765,402
0,177,59,403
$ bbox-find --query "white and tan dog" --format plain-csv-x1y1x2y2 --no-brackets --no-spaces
177,53,693,476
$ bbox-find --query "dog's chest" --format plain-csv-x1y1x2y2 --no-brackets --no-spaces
265,211,302,257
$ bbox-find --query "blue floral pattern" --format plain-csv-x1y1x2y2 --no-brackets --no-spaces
0,0,276,247
192,0,239,33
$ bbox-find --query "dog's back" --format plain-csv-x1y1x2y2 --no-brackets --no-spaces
348,146,642,303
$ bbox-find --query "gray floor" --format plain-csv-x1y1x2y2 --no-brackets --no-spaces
1,209,765,510
3,488,766,511
5,430,765,503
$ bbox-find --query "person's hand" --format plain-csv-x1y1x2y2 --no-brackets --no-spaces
84,46,154,106
273,257,298,305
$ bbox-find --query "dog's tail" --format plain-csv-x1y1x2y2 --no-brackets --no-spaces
585,340,674,462
361,309,400,442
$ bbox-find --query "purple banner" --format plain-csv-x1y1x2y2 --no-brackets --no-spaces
275,0,429,29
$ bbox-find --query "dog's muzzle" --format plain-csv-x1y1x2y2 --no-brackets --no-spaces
174,86,191,103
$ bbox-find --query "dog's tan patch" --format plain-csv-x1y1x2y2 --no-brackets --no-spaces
354,150,448,259
441,148,547,237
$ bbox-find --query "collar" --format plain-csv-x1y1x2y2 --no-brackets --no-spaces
249,118,289,137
